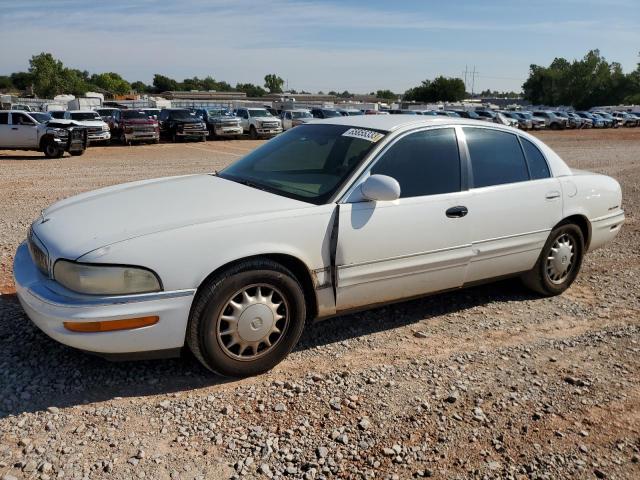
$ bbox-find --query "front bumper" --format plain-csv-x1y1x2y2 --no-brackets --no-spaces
88,131,111,143
255,127,283,136
214,125,243,136
124,130,159,142
13,242,195,355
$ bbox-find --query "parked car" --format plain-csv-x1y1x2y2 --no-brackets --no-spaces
590,112,616,128
110,109,160,145
14,116,624,377
64,110,111,144
576,111,605,128
435,111,460,118
195,108,243,139
310,108,342,119
337,109,364,116
281,109,313,130
49,111,67,120
611,111,638,127
0,110,87,158
95,107,119,124
141,108,161,121
498,111,529,129
567,112,590,128
453,110,485,121
235,107,283,139
265,107,279,117
158,109,207,142
475,110,499,122
11,104,33,112
388,109,418,115
415,110,438,116
532,111,567,130
553,111,581,129
516,112,546,130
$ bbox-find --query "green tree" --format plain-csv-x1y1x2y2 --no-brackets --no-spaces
90,72,131,95
153,74,179,92
264,74,284,93
29,52,67,97
131,81,150,93
0,76,13,90
10,72,33,91
376,89,396,100
404,76,466,102
236,83,266,97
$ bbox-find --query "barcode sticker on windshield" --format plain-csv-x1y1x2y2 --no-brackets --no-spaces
342,128,384,143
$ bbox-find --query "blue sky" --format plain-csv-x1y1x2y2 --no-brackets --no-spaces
1,0,638,93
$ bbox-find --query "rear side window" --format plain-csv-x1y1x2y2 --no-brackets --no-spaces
0,112,8,124
520,138,550,180
464,128,529,188
371,128,461,198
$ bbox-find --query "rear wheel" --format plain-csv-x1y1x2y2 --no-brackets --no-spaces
521,223,584,296
187,259,307,377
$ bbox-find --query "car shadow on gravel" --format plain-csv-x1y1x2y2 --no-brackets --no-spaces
0,279,537,418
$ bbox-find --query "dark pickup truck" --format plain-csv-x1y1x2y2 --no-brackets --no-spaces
158,109,208,142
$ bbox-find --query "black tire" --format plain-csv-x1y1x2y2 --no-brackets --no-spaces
249,125,258,140
171,131,178,143
69,149,85,156
521,223,585,296
187,259,307,377
43,141,63,158
199,135,206,142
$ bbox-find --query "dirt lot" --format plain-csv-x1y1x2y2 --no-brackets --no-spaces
0,129,639,479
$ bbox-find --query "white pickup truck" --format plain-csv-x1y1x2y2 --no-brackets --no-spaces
0,110,88,158
64,110,111,144
235,107,283,139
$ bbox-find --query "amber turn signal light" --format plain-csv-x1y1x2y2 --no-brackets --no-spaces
63,316,159,333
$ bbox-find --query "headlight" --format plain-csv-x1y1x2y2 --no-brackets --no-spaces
51,128,69,137
102,125,109,131
54,260,161,295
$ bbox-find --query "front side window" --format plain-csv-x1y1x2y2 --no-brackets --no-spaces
220,124,384,204
521,138,550,180
12,113,35,125
463,127,529,188
371,128,461,198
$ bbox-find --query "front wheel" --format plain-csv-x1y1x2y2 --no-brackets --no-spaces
69,149,85,156
249,125,258,140
521,224,584,296
43,141,64,158
187,259,307,377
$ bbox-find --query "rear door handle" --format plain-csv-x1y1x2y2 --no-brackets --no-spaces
545,191,561,200
11,127,18,130
446,206,468,218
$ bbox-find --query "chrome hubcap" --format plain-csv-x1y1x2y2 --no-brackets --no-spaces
216,284,288,361
546,234,575,284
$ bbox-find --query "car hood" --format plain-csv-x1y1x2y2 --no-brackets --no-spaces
33,174,312,261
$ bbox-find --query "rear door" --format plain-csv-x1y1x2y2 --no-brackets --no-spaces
9,112,38,147
461,127,562,283
336,127,473,310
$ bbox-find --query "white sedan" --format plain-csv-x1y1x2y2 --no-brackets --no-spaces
14,116,624,377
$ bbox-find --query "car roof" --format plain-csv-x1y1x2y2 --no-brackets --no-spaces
309,115,511,132
68,110,99,113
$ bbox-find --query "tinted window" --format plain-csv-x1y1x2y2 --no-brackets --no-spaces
371,128,461,198
521,138,550,180
12,113,34,125
0,112,8,124
464,128,529,188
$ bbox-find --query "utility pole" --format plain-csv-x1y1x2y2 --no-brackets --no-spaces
471,66,479,96
463,65,469,93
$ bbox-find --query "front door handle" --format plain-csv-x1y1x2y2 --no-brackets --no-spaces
446,206,468,218
11,127,18,130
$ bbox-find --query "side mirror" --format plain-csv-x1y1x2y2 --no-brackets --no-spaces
360,174,401,202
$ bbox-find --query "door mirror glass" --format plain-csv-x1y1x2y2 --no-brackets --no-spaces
360,174,401,201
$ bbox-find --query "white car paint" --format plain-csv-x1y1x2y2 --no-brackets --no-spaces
65,110,111,142
14,116,624,358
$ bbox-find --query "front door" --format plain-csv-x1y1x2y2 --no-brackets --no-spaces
10,112,38,148
336,127,473,310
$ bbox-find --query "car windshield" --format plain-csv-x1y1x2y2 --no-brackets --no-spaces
207,109,229,117
248,109,272,117
322,110,341,117
170,110,195,120
96,109,114,116
70,112,100,121
345,110,363,116
219,124,385,204
292,111,312,119
31,113,52,123
122,110,148,119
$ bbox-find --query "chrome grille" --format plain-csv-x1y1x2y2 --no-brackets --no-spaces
28,229,49,277
261,122,279,129
183,123,203,131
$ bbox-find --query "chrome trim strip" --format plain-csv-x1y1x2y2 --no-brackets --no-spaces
591,210,625,223
472,228,551,245
25,284,196,308
338,243,471,270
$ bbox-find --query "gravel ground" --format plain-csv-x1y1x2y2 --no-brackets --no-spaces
1,129,639,479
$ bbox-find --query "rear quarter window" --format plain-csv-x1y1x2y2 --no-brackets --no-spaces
520,138,551,180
